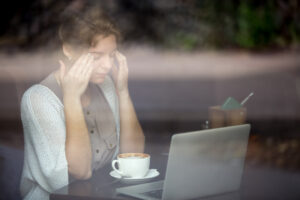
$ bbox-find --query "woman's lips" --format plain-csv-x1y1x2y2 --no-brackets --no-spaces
95,73,107,77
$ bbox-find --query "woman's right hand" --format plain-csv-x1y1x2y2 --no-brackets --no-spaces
58,53,94,98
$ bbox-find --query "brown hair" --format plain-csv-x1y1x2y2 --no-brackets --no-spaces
58,6,121,49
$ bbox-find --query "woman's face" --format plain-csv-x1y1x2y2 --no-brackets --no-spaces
88,34,117,84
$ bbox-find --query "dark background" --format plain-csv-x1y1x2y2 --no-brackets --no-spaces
0,0,299,50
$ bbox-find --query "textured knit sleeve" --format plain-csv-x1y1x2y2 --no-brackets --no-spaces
21,85,68,193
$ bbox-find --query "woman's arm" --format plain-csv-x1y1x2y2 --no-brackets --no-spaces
63,95,92,179
119,91,145,153
112,51,145,153
58,53,94,179
21,86,70,192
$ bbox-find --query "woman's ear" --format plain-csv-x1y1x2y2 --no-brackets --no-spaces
62,44,73,60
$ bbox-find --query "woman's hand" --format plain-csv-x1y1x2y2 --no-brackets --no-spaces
60,53,94,179
59,53,94,98
112,51,129,96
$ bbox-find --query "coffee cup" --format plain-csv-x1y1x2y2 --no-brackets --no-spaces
111,153,150,178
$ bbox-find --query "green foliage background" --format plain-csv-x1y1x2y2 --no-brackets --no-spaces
162,0,300,50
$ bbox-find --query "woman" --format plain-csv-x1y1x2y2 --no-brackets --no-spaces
20,5,145,200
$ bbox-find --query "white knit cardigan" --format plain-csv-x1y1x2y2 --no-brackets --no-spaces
20,76,120,200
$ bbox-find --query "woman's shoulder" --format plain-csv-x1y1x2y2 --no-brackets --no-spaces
22,84,54,99
21,84,62,107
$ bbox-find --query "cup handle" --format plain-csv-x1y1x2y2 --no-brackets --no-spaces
112,160,125,176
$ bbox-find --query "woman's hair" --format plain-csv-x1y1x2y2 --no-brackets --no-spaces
58,6,120,49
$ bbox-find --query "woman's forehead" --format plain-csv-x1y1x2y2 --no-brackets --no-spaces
91,34,117,53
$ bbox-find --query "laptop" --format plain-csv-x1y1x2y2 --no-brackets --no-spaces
116,124,251,200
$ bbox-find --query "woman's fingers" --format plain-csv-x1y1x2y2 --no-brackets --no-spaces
115,51,127,76
112,51,129,93
68,53,90,75
116,51,129,75
111,62,118,80
59,60,66,82
66,53,93,81
82,56,94,78
68,54,85,73
59,53,94,97
78,53,93,76
115,51,127,68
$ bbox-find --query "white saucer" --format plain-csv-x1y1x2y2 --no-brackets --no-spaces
109,169,159,180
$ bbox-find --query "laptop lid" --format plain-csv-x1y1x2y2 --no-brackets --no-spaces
162,124,250,199
116,124,250,200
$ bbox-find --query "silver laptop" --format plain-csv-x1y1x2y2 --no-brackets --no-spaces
116,124,251,200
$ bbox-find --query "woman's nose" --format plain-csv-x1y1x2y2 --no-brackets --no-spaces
93,55,112,71
100,55,113,70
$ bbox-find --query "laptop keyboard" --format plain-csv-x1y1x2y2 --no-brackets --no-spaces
142,189,163,199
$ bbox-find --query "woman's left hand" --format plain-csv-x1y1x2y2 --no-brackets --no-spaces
112,51,129,95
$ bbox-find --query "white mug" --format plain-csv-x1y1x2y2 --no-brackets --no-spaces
112,153,150,178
